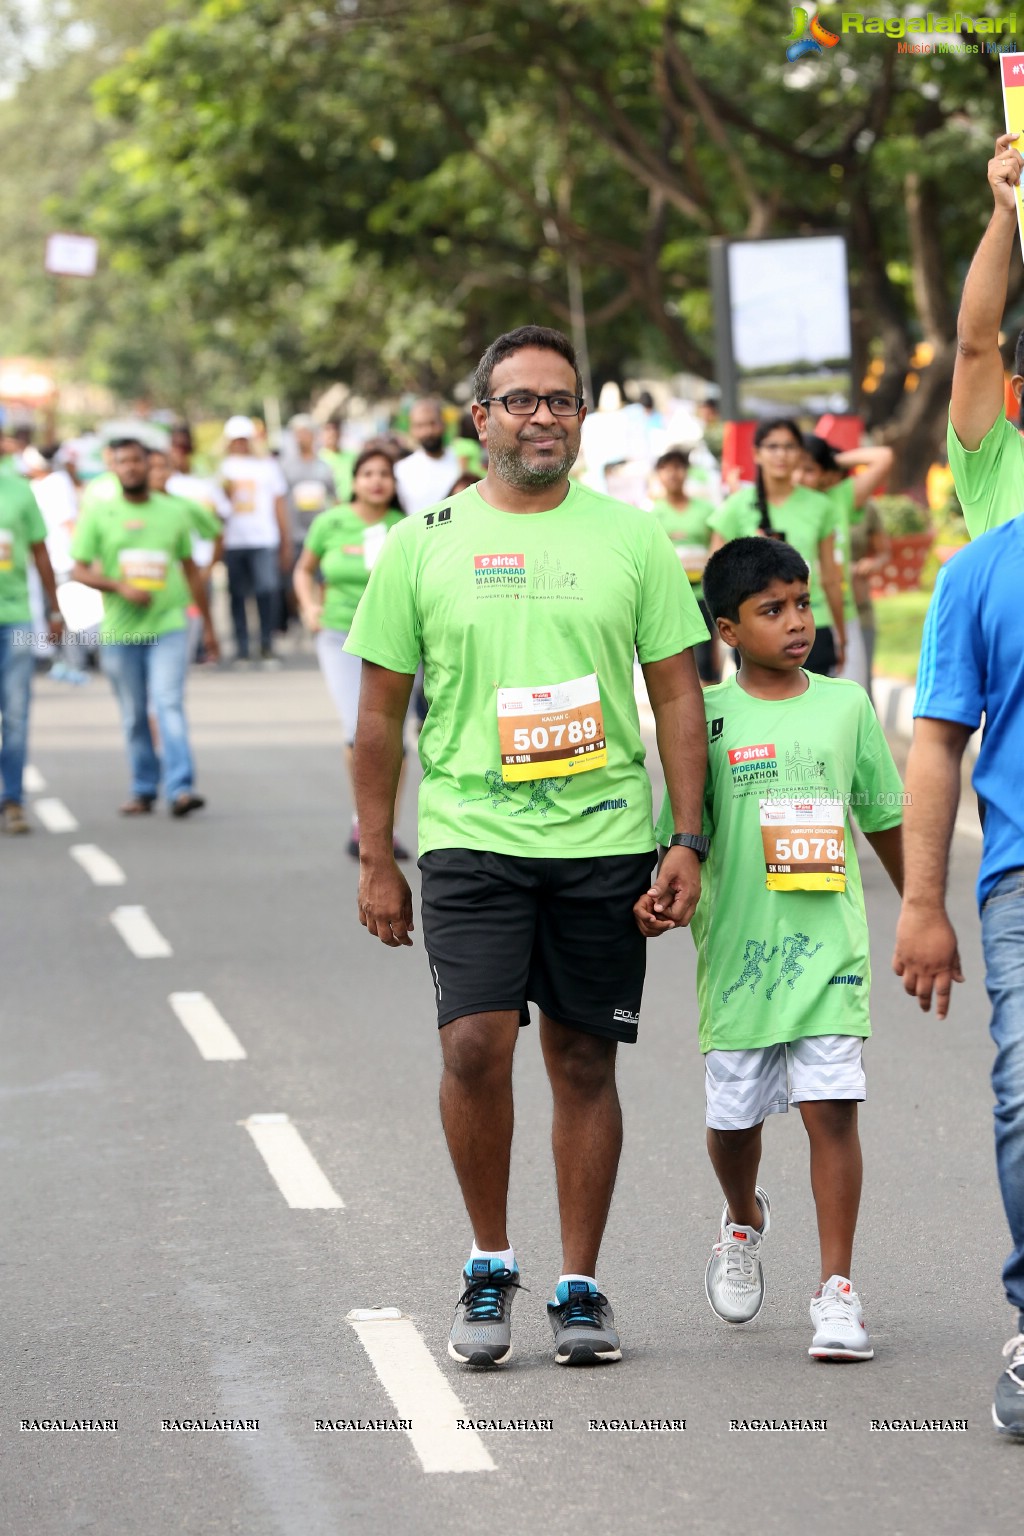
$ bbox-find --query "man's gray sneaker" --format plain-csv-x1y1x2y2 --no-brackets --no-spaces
448,1259,521,1367
704,1187,771,1324
992,1332,1024,1436
546,1279,621,1365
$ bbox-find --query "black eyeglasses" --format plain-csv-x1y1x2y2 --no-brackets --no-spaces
479,392,583,417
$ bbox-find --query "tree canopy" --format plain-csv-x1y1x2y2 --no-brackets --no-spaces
2,0,1021,479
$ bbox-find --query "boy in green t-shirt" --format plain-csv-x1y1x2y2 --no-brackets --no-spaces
637,537,904,1361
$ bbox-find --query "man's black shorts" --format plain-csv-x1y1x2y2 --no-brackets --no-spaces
418,848,656,1044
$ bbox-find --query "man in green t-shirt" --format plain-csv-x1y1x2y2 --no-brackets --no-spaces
948,130,1024,537
0,472,64,833
70,438,218,817
345,324,709,1369
637,536,903,1361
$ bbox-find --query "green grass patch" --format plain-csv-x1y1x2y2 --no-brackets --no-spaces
872,589,933,682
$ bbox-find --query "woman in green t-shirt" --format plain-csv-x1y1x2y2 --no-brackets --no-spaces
294,446,407,858
799,435,893,693
650,446,720,683
708,417,845,676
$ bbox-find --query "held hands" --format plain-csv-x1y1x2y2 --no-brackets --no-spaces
892,906,964,1021
989,133,1024,213
633,846,702,938
358,855,415,948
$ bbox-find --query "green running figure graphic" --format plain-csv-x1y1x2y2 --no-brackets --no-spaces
766,932,823,1002
722,939,780,1003
458,768,521,810
510,777,569,817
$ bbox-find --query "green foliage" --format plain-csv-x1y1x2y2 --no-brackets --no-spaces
3,0,1024,444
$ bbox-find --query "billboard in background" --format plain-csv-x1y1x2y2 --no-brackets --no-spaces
710,234,852,420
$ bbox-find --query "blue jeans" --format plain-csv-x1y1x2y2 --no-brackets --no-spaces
0,623,34,804
224,545,278,657
981,869,1024,1329
101,628,194,801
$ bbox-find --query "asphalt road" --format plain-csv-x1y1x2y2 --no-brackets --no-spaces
3,654,1018,1536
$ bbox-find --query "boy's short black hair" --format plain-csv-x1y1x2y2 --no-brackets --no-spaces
655,446,690,471
702,537,810,623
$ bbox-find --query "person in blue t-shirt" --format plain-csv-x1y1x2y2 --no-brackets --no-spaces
894,524,1024,1439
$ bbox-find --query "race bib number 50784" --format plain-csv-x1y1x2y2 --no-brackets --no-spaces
497,673,607,783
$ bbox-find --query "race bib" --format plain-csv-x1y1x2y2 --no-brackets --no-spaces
293,479,327,514
0,530,13,572
674,543,708,580
498,672,607,783
228,479,257,514
760,798,846,892
119,548,169,591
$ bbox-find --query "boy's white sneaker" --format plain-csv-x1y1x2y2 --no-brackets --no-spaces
809,1275,874,1360
704,1187,771,1324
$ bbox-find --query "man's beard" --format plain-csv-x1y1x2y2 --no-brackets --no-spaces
488,436,576,490
419,433,445,455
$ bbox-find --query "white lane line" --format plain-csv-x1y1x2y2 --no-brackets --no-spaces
169,992,247,1062
33,798,79,833
241,1114,344,1209
110,905,172,958
23,764,46,793
347,1310,495,1474
70,844,127,886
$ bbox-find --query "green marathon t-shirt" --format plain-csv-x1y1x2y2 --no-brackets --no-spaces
825,477,861,623
71,490,192,642
304,504,405,631
650,497,717,587
947,411,1024,540
654,672,904,1053
159,493,222,611
708,485,837,628
345,482,709,858
79,471,120,513
0,475,47,625
319,449,356,505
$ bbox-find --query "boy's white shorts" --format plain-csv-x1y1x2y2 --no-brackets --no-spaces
704,1035,866,1131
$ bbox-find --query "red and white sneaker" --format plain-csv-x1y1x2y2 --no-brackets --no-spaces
809,1275,874,1361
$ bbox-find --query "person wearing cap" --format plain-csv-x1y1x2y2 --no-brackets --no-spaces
70,437,217,817
220,415,291,666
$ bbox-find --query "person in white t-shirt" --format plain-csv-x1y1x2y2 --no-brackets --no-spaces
219,416,291,664
393,398,461,514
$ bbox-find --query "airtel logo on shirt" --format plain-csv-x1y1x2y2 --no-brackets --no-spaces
474,554,525,570
728,743,775,765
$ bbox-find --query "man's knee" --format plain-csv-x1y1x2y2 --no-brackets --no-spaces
441,1015,516,1088
545,1027,616,1097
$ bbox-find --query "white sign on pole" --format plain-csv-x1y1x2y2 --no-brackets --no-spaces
44,233,99,279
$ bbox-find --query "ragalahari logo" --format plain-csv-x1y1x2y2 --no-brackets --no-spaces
786,7,841,61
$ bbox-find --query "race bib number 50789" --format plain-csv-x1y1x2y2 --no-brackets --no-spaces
497,673,607,783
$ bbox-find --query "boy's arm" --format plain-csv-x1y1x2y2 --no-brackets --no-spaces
863,823,903,896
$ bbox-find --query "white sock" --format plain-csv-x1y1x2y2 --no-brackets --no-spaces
470,1243,515,1270
558,1273,597,1289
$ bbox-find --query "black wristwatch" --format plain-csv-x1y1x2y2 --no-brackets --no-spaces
669,833,710,862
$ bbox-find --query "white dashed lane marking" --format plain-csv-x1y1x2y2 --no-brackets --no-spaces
347,1309,495,1474
169,992,247,1061
33,798,79,833
70,844,127,886
110,905,172,958
241,1114,344,1209
23,764,46,793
